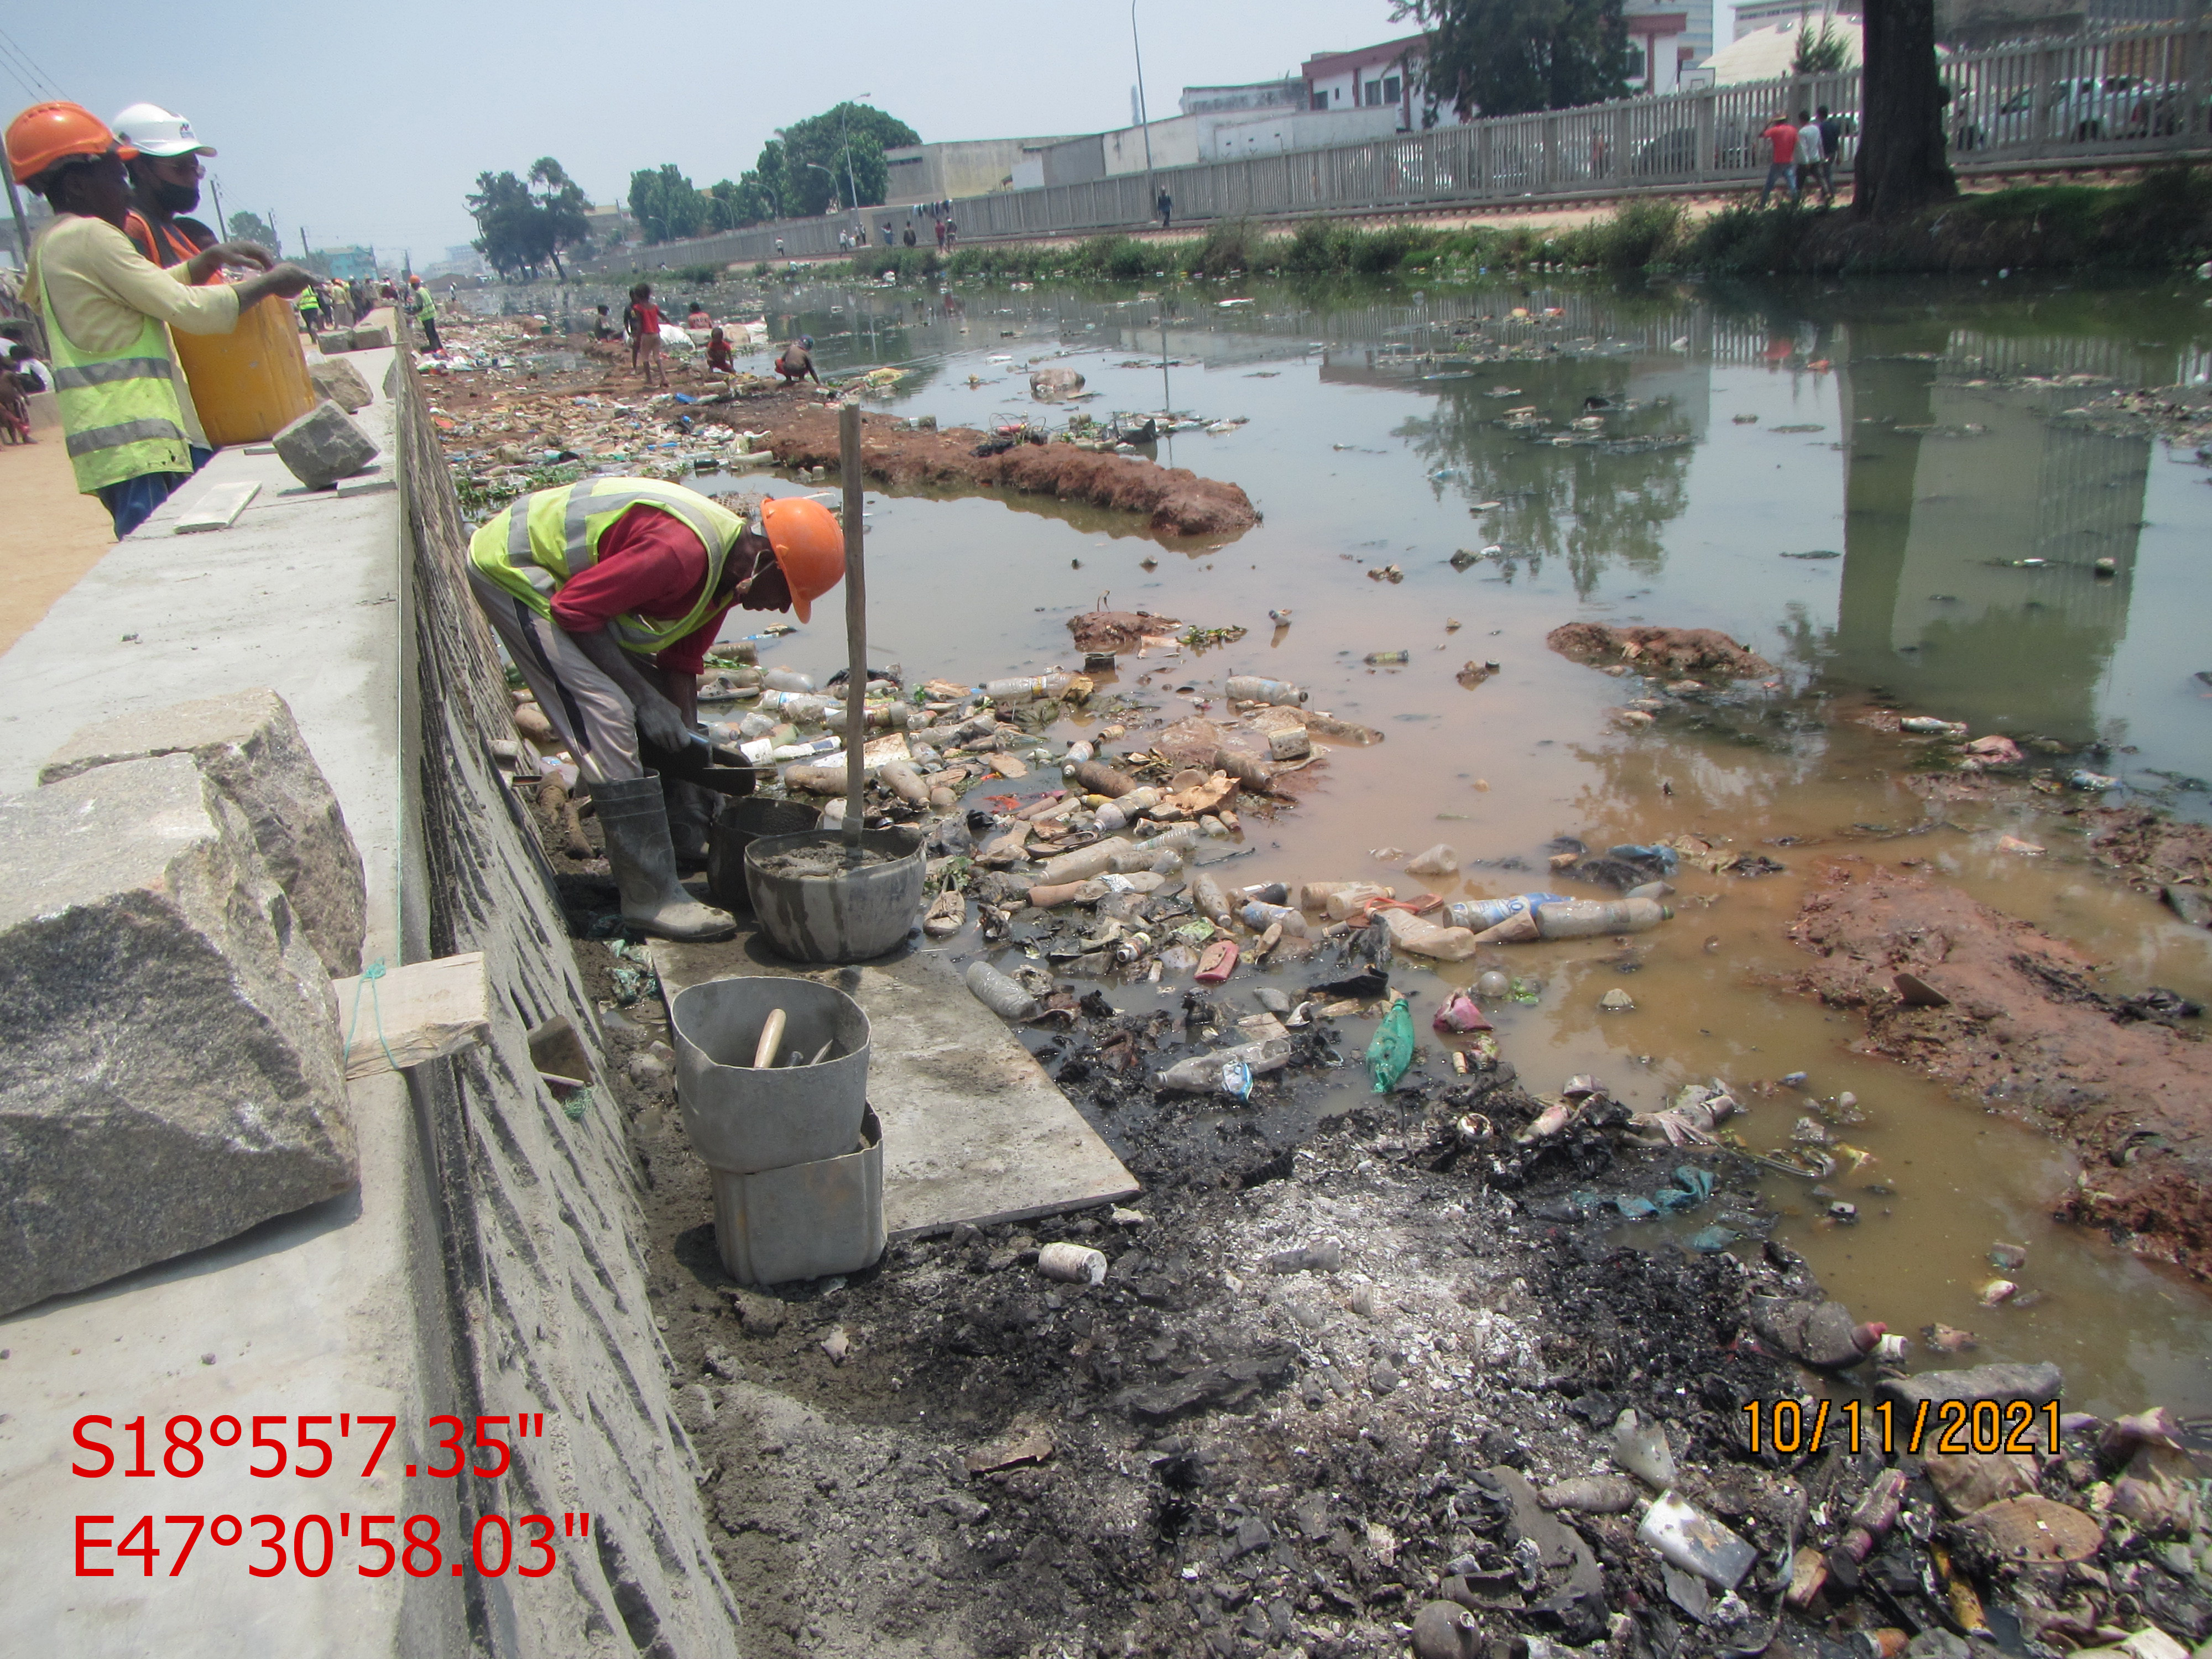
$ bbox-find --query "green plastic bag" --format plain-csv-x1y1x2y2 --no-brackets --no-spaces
1366,995,1415,1094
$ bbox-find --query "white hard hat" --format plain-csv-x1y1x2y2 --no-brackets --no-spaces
109,102,216,158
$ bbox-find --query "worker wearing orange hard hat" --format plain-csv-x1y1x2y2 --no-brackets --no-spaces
6,101,311,536
469,478,844,940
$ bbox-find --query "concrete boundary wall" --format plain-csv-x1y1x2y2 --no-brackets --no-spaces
593,20,2211,268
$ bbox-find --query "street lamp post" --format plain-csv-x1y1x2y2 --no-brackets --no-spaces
1132,2,1155,220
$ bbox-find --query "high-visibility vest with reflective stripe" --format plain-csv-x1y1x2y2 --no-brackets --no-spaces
36,262,192,495
469,478,745,656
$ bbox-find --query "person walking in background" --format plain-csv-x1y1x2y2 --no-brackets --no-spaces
1795,110,1829,206
1758,113,1800,206
0,357,33,444
623,288,643,368
1156,187,1172,230
631,281,666,388
934,217,946,251
295,280,321,335
1817,105,1847,200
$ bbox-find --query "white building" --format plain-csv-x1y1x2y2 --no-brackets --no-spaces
1623,0,1718,95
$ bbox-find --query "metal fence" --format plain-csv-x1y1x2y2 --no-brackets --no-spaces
592,23,2211,272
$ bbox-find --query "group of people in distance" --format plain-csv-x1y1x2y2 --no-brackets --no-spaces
588,283,820,392
1759,106,1849,207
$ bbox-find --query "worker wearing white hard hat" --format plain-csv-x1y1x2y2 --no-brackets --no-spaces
109,103,225,269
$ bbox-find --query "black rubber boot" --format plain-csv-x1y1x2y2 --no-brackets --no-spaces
591,774,738,941
662,774,717,868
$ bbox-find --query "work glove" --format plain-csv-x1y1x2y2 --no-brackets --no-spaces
633,690,692,752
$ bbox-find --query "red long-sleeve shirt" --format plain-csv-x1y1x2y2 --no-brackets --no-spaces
548,504,737,675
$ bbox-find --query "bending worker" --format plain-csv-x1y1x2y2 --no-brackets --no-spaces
468,478,844,941
7,101,310,538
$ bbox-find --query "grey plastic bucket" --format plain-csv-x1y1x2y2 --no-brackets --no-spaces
707,795,819,911
711,1107,885,1286
671,976,870,1174
744,828,925,964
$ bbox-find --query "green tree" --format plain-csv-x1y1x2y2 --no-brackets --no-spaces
773,103,919,216
1793,19,1851,74
526,156,591,277
226,209,276,249
467,158,593,276
628,163,709,243
466,169,539,276
1394,0,1635,117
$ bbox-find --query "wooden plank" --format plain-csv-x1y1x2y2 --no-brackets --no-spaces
332,951,491,1078
173,482,261,535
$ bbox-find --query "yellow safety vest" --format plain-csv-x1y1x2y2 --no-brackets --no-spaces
469,477,744,655
37,264,193,495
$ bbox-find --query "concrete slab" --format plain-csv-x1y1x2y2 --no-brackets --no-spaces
649,932,1139,1240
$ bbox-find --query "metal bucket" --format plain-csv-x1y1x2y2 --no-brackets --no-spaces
743,828,925,964
707,796,818,910
671,977,870,1174
711,1107,885,1286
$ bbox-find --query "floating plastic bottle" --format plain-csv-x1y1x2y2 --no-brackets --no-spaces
1443,892,1566,931
1224,675,1307,705
761,669,816,693
1364,650,1410,666
1367,998,1415,1093
981,674,1073,702
1535,898,1670,938
1191,873,1234,928
1239,899,1310,937
1154,1037,1291,1093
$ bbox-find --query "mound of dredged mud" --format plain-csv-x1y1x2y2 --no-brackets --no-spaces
1546,622,1773,681
1783,858,2212,1280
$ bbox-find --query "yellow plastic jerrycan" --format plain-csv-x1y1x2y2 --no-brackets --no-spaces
171,291,318,447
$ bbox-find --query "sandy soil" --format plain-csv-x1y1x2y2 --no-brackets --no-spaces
0,433,116,654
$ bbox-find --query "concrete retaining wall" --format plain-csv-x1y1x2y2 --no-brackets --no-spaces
389,346,742,1656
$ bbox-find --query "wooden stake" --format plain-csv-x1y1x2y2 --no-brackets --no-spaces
839,400,867,849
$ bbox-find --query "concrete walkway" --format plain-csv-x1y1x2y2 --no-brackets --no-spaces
0,345,448,1652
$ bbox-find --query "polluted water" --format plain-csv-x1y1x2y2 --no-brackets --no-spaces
466,269,2212,1414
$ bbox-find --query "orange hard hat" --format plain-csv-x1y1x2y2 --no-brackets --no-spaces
5,101,134,187
756,495,845,624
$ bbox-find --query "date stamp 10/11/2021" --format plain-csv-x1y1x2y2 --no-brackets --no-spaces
66,1410,588,1583
1741,1396,2063,1458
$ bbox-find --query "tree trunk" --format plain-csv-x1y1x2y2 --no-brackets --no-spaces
1853,0,1959,219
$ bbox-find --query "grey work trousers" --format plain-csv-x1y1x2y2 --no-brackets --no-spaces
469,567,648,785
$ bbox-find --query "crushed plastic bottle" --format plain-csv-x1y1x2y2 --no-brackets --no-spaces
1443,893,1566,931
1637,1491,1756,1589
1239,899,1310,937
965,960,1040,1022
1224,675,1307,705
1154,1037,1291,1093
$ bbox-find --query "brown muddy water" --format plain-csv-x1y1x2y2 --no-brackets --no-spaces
669,272,2212,1415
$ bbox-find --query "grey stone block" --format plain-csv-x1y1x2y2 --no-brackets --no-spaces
1879,1361,2064,1410
272,399,379,488
308,356,373,413
0,753,356,1316
40,687,368,977
315,330,357,354
349,324,391,349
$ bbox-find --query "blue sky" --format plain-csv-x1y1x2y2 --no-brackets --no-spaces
4,1,1423,259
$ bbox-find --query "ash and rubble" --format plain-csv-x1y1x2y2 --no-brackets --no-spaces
494,641,2212,1659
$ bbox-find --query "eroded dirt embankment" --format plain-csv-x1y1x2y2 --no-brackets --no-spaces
714,391,1259,539
1783,858,2212,1280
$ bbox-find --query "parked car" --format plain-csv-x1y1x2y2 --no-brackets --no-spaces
1954,75,2187,150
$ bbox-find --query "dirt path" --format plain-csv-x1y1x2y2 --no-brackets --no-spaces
1783,856,2212,1280
0,435,114,655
